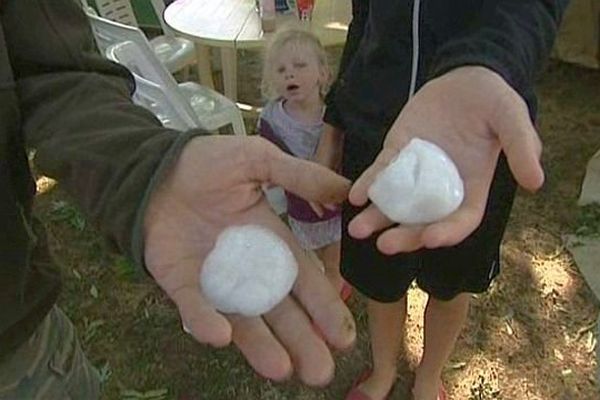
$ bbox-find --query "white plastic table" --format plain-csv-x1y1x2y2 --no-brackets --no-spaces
163,0,351,101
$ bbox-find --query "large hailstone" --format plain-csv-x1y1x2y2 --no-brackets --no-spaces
368,138,464,225
200,225,298,317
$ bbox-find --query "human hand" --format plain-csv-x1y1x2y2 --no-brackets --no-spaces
309,124,345,216
348,66,544,254
143,135,355,386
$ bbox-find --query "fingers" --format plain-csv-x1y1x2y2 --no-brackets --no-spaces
323,203,338,211
348,203,394,239
420,205,484,248
291,246,356,351
356,205,483,255
495,89,545,192
171,285,232,347
149,253,233,347
229,315,293,381
231,201,354,382
375,225,426,254
349,202,483,254
349,169,490,253
264,297,335,386
229,211,344,384
222,205,294,381
348,147,400,207
309,201,325,217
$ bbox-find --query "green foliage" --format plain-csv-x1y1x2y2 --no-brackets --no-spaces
98,362,112,384
48,200,86,231
120,388,168,400
574,203,600,238
82,317,105,344
114,256,138,280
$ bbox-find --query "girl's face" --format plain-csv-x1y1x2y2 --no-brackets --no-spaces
271,43,325,104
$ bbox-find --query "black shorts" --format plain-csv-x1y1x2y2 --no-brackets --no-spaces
340,133,517,302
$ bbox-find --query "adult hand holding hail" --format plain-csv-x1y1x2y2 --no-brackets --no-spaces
348,66,545,254
143,136,356,386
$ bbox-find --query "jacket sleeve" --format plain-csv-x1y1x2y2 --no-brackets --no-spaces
429,0,569,97
323,0,369,129
3,0,207,271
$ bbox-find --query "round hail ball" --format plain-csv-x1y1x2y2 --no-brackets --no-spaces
368,138,464,225
200,225,298,317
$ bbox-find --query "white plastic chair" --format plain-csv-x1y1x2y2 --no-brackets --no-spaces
94,0,138,25
264,186,288,215
91,0,195,74
149,0,175,36
106,40,246,135
129,74,193,131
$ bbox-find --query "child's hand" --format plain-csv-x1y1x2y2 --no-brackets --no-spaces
313,124,344,171
309,125,346,214
309,201,338,217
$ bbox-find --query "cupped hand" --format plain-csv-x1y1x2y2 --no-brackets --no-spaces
348,66,545,254
143,135,355,386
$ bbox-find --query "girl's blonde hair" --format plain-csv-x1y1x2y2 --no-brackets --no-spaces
261,27,331,100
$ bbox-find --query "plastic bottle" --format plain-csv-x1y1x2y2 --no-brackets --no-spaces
259,0,276,32
296,0,314,21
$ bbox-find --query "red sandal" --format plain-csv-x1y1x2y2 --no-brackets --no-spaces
345,370,394,400
341,280,353,303
437,383,448,400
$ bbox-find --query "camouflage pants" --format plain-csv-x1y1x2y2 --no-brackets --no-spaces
0,306,101,400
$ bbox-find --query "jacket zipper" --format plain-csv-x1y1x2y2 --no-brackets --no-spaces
408,0,422,99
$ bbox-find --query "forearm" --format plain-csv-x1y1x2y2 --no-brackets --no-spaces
314,124,344,171
6,0,206,269
20,70,204,268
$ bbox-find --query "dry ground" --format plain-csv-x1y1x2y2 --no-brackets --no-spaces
34,51,600,400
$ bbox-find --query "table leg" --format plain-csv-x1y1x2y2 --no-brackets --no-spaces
195,44,215,90
220,47,238,101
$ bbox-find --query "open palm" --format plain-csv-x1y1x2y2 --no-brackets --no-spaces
348,67,545,254
143,135,355,385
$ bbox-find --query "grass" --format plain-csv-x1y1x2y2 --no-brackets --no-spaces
575,204,600,238
32,57,600,399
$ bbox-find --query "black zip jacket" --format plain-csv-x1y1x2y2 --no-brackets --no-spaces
324,0,569,139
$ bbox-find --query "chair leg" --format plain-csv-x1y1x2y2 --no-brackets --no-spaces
221,47,238,101
182,65,190,81
231,112,246,136
195,44,215,90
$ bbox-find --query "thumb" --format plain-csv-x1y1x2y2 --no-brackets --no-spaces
264,145,351,205
349,146,401,206
494,95,545,192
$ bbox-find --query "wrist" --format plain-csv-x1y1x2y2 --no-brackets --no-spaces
439,66,509,91
428,65,524,122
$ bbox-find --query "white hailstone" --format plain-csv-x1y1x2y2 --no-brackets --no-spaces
368,138,464,225
200,225,298,317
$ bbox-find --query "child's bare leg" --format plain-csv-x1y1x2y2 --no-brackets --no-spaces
356,297,407,399
413,293,470,400
314,241,342,291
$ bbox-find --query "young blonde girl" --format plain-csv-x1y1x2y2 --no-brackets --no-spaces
257,28,350,300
